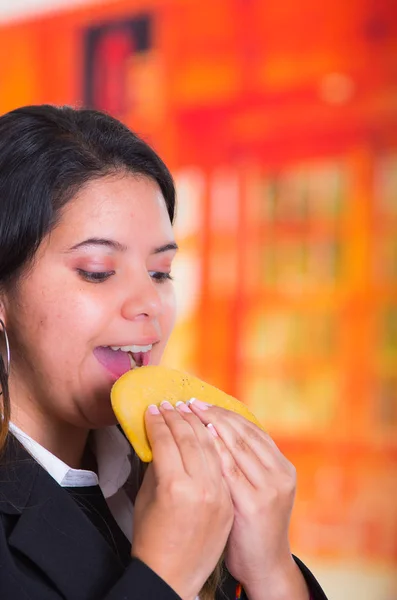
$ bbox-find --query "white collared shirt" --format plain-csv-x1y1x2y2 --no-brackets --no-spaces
9,422,134,542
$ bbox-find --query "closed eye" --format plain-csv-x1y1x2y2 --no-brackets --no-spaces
149,271,173,283
77,269,115,283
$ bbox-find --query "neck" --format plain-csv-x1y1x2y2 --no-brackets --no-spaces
11,408,90,470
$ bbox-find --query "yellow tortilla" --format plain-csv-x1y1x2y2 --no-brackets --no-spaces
111,365,263,462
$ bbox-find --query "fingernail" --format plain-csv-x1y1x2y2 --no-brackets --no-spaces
160,400,174,410
148,404,160,415
175,401,192,413
187,398,212,410
207,423,218,438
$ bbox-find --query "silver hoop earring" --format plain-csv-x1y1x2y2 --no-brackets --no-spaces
0,318,10,380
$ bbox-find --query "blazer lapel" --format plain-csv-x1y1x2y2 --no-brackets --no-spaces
0,435,129,600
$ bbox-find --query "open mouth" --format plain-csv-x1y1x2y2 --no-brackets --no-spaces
94,344,153,379
110,345,152,369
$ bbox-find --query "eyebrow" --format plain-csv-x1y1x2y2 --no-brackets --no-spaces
68,238,179,255
153,242,179,255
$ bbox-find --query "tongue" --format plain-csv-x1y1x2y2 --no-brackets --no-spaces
94,347,131,378
132,351,150,367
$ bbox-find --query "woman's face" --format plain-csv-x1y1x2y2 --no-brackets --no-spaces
1,173,177,430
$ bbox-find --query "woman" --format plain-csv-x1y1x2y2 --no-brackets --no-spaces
0,105,327,600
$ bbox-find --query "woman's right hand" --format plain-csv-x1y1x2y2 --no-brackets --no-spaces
131,401,234,600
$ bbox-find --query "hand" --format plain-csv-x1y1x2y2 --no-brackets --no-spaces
187,400,309,600
131,402,234,600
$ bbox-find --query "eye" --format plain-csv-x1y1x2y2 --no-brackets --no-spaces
77,269,115,283
149,271,173,283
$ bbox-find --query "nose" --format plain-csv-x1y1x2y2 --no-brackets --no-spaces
121,272,163,321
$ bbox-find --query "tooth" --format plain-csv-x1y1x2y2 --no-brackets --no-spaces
109,344,153,353
129,354,136,369
133,344,152,353
122,345,152,353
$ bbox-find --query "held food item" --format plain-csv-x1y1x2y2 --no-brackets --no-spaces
111,365,264,462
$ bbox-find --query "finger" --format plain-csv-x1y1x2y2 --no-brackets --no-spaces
158,401,208,478
208,425,253,498
144,404,184,479
174,402,224,483
223,417,290,472
189,403,275,488
189,401,280,466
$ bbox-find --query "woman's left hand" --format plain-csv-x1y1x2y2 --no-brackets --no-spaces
183,399,310,600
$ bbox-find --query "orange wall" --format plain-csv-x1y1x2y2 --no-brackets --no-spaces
1,0,397,595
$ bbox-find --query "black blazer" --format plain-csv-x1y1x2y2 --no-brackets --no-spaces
0,436,327,600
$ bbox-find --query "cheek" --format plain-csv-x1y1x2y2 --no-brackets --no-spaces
153,288,176,363
161,287,177,335
16,286,107,360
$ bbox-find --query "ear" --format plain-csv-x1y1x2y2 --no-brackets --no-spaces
0,295,8,327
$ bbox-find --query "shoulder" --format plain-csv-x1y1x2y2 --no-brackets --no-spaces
0,434,40,515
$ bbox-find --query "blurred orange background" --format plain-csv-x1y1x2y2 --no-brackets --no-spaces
1,1,396,598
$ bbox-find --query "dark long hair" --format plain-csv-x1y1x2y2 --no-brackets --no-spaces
0,104,175,449
0,105,223,599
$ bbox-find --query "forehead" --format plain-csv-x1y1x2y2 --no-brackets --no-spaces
52,173,174,249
